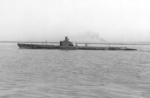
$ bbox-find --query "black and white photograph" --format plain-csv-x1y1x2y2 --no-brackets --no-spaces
0,0,150,98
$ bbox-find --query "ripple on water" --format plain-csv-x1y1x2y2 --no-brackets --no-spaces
0,45,150,98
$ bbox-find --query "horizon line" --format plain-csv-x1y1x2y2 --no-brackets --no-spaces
0,41,150,45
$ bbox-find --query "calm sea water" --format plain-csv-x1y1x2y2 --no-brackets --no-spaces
0,44,150,98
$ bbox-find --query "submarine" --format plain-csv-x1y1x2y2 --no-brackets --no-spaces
17,36,137,51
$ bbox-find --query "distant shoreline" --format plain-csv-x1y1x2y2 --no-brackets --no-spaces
0,41,150,45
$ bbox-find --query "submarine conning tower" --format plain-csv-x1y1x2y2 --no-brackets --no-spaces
60,36,74,46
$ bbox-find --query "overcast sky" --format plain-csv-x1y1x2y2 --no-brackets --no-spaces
0,0,150,42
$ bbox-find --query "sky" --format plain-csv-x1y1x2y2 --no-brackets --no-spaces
0,0,150,42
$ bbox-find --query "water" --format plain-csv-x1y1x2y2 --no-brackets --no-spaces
0,44,150,98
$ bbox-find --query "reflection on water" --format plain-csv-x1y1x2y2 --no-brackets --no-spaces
0,44,150,98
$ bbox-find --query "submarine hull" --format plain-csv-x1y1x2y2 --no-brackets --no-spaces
17,43,137,51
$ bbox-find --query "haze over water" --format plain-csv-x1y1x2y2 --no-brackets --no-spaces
0,44,150,98
1,0,150,42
